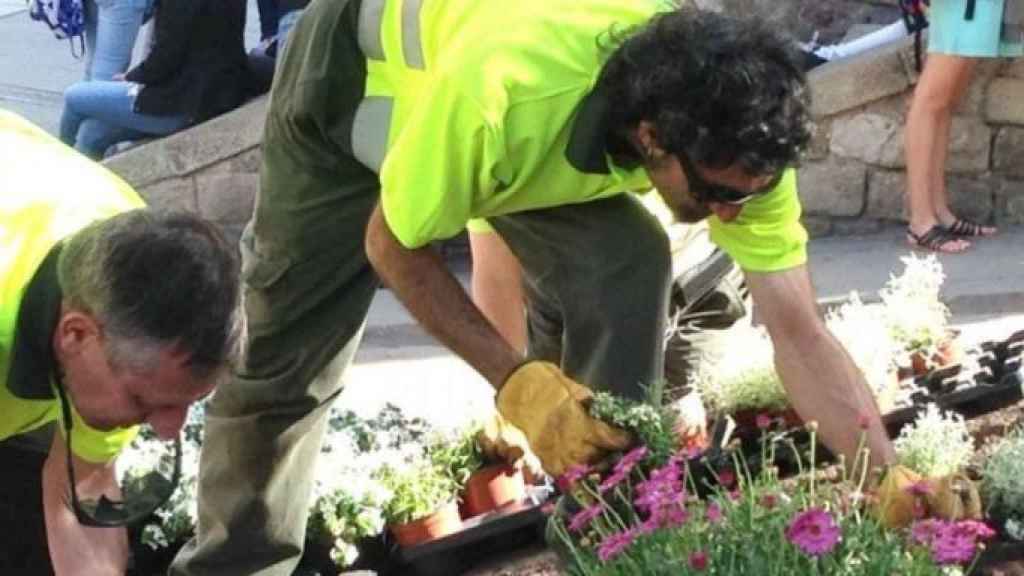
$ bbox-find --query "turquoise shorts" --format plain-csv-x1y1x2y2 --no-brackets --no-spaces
929,0,1024,57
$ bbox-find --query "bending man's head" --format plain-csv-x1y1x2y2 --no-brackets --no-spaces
598,9,811,222
55,210,244,438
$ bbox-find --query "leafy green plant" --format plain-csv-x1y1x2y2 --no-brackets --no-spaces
307,477,391,566
825,293,900,408
426,426,484,490
879,254,951,361
376,461,458,525
893,404,973,477
589,391,679,468
982,426,1024,536
693,324,789,415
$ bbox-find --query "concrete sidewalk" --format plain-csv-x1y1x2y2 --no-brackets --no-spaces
363,224,1024,345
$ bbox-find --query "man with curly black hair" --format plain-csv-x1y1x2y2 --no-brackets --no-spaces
173,4,946,574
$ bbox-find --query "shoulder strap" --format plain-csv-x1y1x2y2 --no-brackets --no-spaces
965,0,977,20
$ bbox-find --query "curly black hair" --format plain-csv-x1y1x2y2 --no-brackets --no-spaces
598,8,811,175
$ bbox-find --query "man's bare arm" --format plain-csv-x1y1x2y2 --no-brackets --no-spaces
42,433,128,576
365,203,523,388
744,264,896,469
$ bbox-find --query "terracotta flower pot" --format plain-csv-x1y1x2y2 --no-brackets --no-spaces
460,464,525,519
909,337,963,376
389,500,462,548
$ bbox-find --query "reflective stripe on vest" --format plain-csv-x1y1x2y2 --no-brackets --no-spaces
357,0,425,70
351,96,393,173
353,0,425,172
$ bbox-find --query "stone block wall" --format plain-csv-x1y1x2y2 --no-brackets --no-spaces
103,16,1023,240
103,98,268,248
799,37,1024,236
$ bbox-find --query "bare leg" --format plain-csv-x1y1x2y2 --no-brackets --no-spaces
931,57,997,236
469,230,528,353
904,53,972,252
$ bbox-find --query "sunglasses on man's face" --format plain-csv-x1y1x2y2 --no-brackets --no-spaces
679,154,784,206
55,376,181,527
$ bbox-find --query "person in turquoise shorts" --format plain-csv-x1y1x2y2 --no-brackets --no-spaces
172,5,971,574
905,0,1023,251
0,110,243,574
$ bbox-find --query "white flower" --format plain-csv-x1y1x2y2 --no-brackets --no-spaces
982,428,1024,523
1006,518,1024,541
879,254,950,355
825,293,899,406
894,404,973,477
694,324,788,413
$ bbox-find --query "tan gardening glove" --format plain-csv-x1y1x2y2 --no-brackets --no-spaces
873,465,983,529
925,472,983,521
476,412,544,482
496,361,634,478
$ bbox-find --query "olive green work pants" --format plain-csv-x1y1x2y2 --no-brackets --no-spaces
169,0,673,573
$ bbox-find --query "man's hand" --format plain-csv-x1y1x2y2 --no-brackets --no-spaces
873,465,983,529
496,361,634,477
476,412,543,481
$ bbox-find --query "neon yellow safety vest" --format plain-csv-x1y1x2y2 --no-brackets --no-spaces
350,0,807,271
0,110,144,463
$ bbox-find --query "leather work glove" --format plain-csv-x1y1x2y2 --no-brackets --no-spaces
496,361,634,478
925,472,983,521
476,412,544,482
873,465,983,529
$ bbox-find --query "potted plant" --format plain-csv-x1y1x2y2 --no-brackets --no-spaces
693,324,795,433
879,254,958,376
377,461,462,547
982,427,1024,541
825,293,902,413
893,404,974,478
306,476,392,569
433,425,529,519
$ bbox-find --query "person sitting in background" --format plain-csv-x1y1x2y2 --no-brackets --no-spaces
57,0,156,155
247,0,312,93
60,0,257,160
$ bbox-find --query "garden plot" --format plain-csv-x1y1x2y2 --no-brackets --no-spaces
120,255,1024,575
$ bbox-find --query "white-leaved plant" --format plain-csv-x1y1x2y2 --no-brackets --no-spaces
879,254,951,360
694,323,788,414
117,402,204,551
893,404,973,477
825,293,901,411
982,426,1024,536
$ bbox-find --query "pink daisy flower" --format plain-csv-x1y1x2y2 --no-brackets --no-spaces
785,508,841,557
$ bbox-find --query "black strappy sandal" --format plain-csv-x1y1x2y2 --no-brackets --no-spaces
947,218,995,238
907,225,966,253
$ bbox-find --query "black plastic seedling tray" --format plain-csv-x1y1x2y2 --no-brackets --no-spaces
392,499,551,576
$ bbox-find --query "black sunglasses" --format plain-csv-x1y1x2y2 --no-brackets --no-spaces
679,153,784,206
54,375,181,527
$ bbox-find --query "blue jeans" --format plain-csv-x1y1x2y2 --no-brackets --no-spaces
61,81,187,159
60,0,153,154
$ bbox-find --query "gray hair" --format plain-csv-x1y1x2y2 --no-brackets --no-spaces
58,210,244,380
